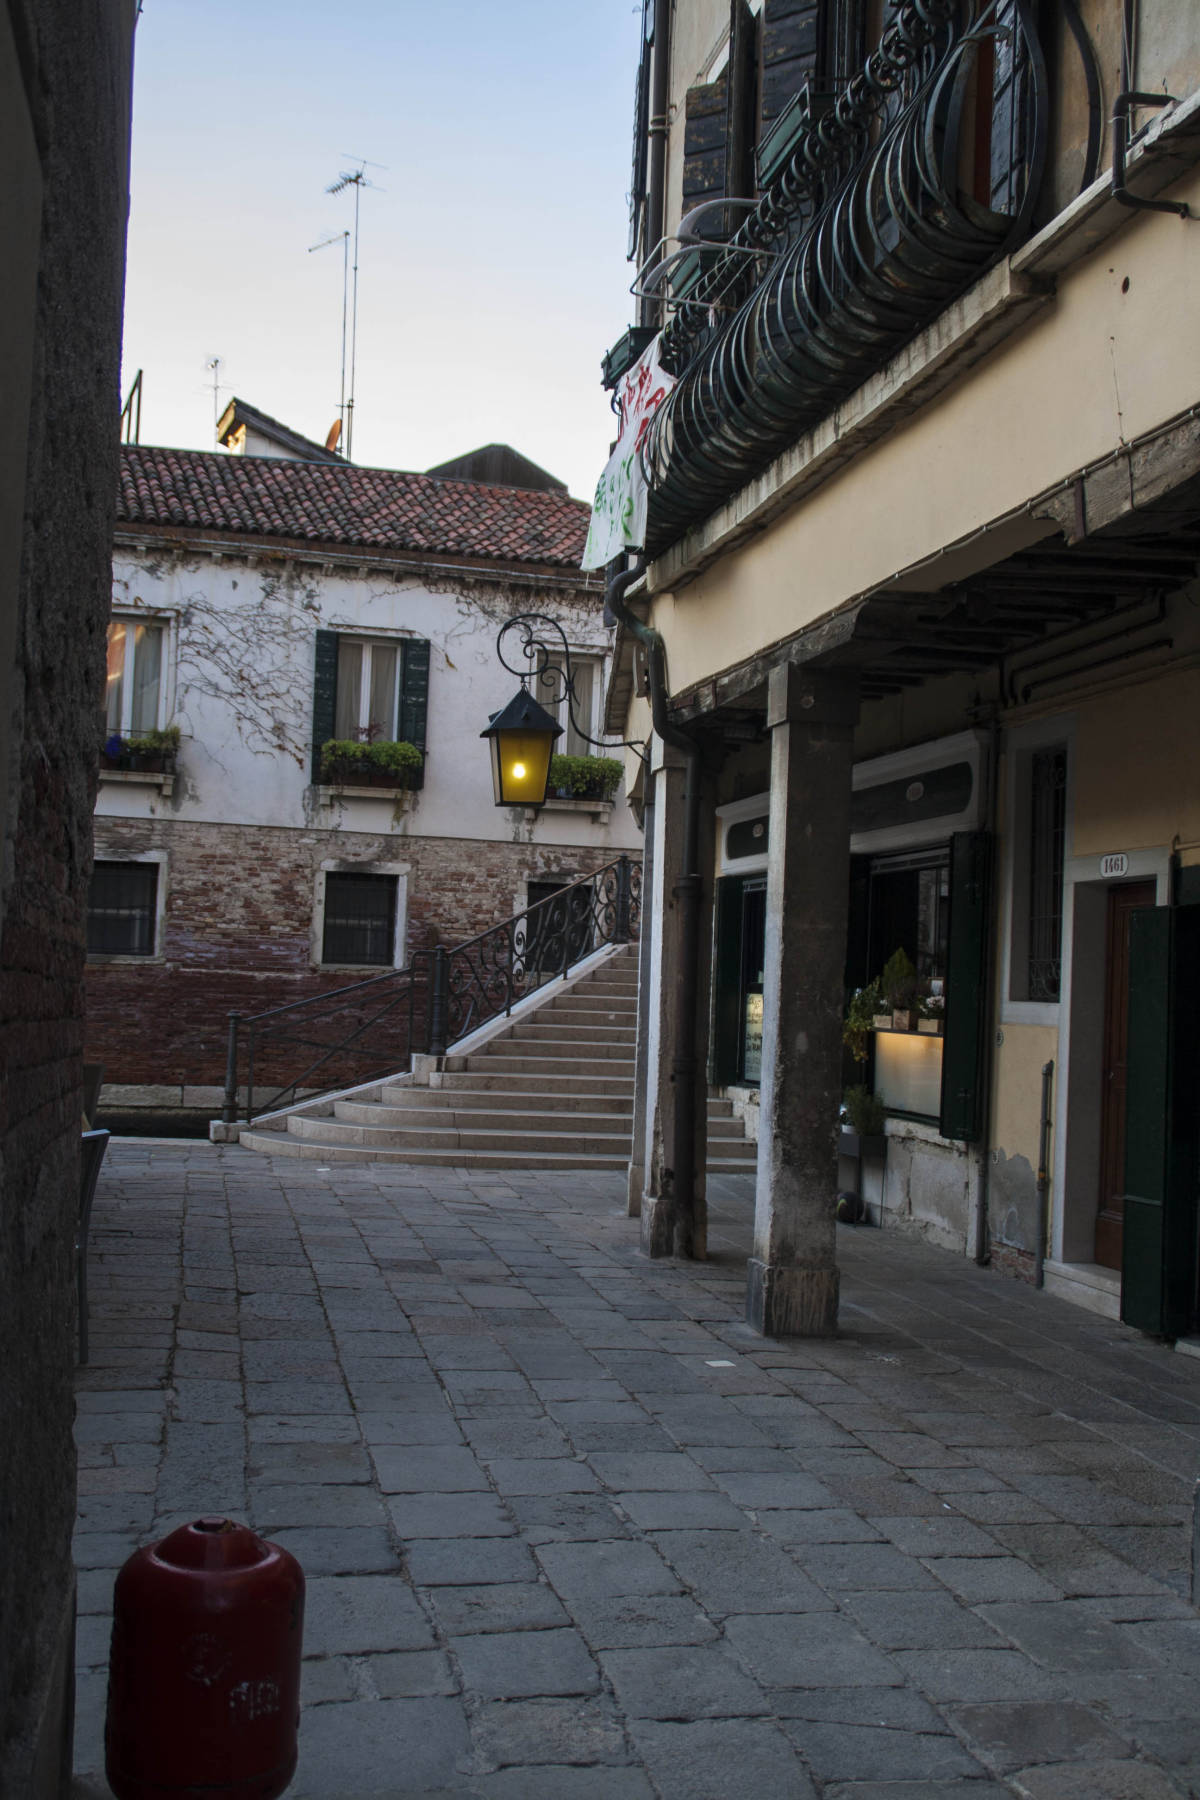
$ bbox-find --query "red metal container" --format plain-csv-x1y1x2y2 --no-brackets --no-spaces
105,1517,304,1800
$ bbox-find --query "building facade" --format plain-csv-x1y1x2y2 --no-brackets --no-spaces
602,0,1200,1339
90,442,639,1125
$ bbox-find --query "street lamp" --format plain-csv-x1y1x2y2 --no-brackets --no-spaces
485,612,647,809
480,684,562,807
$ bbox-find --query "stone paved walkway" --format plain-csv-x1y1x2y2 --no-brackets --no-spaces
73,1142,1200,1799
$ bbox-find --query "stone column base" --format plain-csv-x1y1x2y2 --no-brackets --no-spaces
746,1258,839,1337
626,1163,643,1219
640,1192,675,1258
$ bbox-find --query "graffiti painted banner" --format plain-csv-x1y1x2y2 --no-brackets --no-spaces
581,337,675,570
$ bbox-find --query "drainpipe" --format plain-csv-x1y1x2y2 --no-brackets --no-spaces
974,719,1001,1266
643,0,672,328
606,555,704,1256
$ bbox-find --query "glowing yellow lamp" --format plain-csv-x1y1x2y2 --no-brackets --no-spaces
481,686,563,807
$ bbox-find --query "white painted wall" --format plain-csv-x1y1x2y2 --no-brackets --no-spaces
102,547,642,853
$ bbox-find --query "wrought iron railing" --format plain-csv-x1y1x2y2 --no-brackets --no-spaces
222,854,640,1123
641,0,1048,555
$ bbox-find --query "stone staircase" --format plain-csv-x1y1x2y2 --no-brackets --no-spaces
239,946,758,1175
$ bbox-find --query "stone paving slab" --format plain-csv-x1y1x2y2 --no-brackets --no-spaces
71,1145,1200,1798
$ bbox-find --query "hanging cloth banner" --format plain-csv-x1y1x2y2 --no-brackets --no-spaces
581,336,675,570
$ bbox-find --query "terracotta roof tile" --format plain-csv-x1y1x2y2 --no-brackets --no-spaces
117,446,590,568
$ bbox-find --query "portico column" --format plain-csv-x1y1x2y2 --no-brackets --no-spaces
746,665,858,1337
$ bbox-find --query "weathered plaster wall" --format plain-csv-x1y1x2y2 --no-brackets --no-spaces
105,549,640,851
1072,666,1200,857
0,3,135,1793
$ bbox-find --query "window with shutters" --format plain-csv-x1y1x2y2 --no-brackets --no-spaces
87,858,165,959
1006,736,1069,1010
311,630,429,788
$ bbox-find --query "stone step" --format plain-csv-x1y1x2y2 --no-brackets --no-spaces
432,1069,636,1095
506,1024,637,1049
466,1052,637,1078
239,1132,633,1170
540,1004,638,1026
333,1100,634,1132
289,1115,634,1154
371,1086,635,1116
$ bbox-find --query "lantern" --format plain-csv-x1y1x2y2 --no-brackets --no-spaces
481,686,562,807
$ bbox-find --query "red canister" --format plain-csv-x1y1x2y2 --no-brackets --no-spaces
105,1517,304,1800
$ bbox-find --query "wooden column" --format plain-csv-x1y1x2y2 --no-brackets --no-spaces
746,665,858,1337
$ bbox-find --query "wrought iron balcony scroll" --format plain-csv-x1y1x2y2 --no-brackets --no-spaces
428,856,641,1055
640,0,1048,556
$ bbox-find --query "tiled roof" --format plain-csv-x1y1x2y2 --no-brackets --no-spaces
117,445,591,569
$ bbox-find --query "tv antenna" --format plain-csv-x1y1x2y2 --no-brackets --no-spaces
308,229,350,453
323,157,386,461
204,356,223,433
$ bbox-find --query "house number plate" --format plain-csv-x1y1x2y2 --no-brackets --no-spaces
1100,853,1129,878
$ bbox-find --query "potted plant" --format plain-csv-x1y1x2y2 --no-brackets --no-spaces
880,947,919,1031
841,1083,887,1157
320,737,423,790
843,978,883,1065
547,753,622,802
917,982,945,1035
101,723,180,773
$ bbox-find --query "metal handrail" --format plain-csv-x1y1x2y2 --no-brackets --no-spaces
222,855,640,1124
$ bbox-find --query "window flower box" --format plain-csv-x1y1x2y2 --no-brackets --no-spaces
318,739,424,792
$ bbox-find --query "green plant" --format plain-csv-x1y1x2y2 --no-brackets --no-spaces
843,1084,887,1138
103,723,181,760
548,753,622,799
131,724,181,754
843,979,883,1064
320,738,422,781
880,947,918,1011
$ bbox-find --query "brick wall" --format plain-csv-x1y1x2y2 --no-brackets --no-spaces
0,4,136,1792
86,819,640,1093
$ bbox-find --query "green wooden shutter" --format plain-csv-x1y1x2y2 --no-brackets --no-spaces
682,74,729,213
1121,904,1200,1336
398,638,430,756
939,831,993,1143
760,0,819,131
311,629,339,782
711,876,744,1086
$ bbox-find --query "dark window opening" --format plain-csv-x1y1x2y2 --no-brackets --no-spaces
88,861,158,956
322,873,397,967
1027,746,1066,1001
866,847,951,987
739,877,767,1083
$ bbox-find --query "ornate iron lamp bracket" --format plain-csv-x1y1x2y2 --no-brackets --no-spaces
496,613,647,766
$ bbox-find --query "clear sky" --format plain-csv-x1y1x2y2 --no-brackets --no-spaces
121,1,643,500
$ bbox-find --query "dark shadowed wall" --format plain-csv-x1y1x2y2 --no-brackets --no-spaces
0,3,135,1791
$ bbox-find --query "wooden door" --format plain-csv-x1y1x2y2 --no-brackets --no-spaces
1095,880,1156,1269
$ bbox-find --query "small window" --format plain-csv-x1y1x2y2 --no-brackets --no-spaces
88,861,159,956
106,619,165,736
322,872,397,967
335,639,400,741
1027,746,1067,1002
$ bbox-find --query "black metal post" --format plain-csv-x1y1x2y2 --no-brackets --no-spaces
429,946,450,1058
222,1014,241,1124
1034,1059,1055,1288
615,855,632,942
